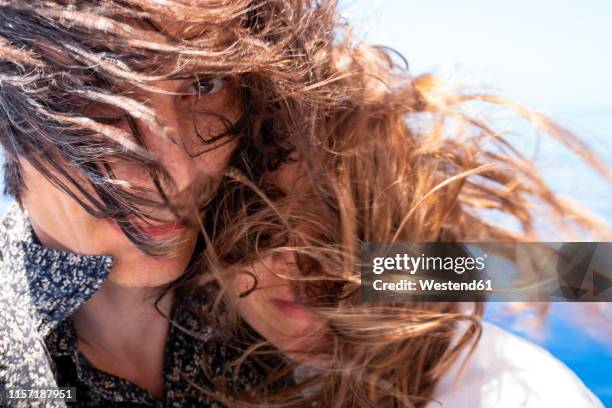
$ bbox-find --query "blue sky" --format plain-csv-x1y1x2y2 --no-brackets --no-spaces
340,1,612,222
340,0,612,110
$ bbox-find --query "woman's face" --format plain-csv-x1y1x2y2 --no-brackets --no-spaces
226,249,329,361
226,161,329,361
22,75,241,287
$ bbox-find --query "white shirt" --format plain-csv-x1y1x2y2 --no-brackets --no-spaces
294,322,603,407
427,322,603,408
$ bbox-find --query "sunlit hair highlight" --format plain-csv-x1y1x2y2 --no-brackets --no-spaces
193,4,611,408
2,1,610,407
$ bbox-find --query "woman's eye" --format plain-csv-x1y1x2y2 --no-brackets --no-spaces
191,77,225,96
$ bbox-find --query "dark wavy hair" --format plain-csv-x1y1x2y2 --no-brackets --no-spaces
2,1,610,407
0,0,331,255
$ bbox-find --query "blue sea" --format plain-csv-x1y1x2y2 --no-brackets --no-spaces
483,108,612,405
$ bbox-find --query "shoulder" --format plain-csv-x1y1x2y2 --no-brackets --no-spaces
0,202,29,346
428,322,603,408
0,202,34,341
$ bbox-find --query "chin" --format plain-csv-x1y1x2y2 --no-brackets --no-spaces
106,238,196,288
107,269,184,288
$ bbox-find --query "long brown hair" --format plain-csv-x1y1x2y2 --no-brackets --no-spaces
192,4,611,408
2,1,609,407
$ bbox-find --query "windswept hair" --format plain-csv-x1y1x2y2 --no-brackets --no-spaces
190,3,612,408
2,1,610,407
0,0,331,255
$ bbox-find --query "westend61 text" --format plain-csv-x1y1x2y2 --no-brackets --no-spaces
372,279,493,292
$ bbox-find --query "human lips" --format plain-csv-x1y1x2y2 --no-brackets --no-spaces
269,298,316,320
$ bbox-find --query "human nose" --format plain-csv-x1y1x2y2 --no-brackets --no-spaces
137,94,198,193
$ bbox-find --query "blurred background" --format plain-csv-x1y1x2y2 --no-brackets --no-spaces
0,0,610,405
339,0,612,404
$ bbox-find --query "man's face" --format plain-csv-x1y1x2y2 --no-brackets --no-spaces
20,76,240,287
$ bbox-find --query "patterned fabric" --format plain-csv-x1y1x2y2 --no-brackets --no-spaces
0,202,113,408
0,202,287,407
45,287,279,407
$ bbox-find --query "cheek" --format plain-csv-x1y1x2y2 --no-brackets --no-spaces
106,160,153,186
20,159,130,255
48,193,132,255
192,136,238,178
228,271,270,326
228,270,325,350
